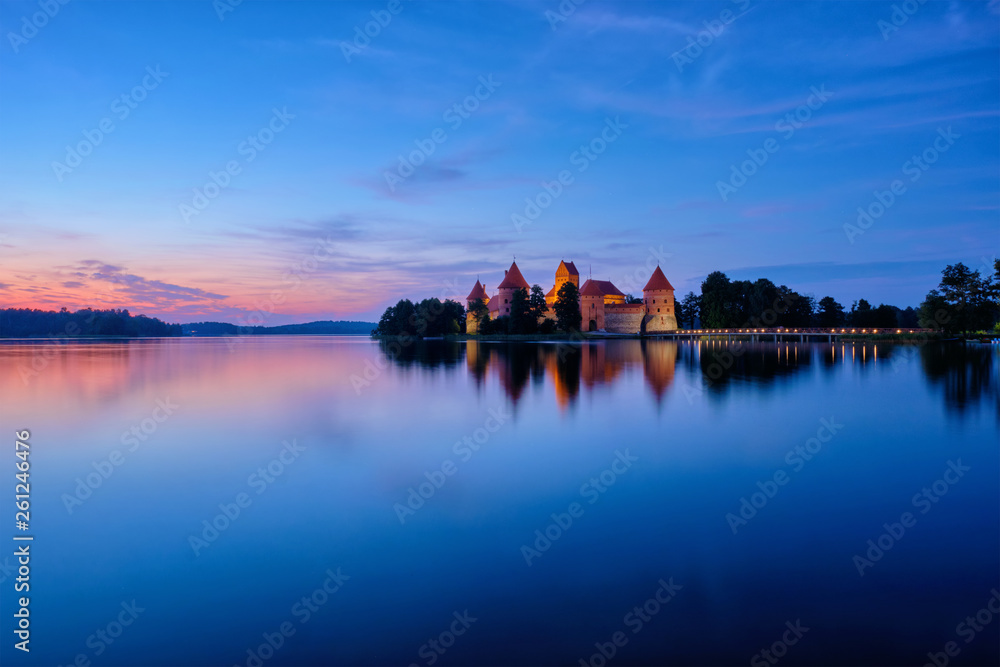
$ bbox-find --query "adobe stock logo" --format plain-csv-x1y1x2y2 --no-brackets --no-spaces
716,85,833,201
6,0,71,54
844,127,960,244
52,66,169,182
339,0,412,63
852,459,970,576
725,417,844,534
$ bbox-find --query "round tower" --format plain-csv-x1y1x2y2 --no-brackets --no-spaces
642,266,677,332
465,279,489,334
496,261,529,317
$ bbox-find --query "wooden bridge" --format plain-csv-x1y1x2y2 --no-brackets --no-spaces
647,327,933,342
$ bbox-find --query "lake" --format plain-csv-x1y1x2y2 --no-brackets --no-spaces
1,336,997,666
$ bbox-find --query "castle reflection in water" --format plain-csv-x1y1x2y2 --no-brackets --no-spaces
465,339,679,409
377,338,997,413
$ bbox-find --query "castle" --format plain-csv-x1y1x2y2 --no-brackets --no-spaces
465,260,677,334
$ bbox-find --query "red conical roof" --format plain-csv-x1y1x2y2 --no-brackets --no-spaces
497,261,530,290
467,280,487,301
642,266,674,292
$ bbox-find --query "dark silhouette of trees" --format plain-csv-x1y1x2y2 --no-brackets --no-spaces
374,299,415,336
700,271,733,328
899,307,919,328
554,281,581,332
848,299,872,326
528,285,549,322
700,272,812,328
184,321,373,335
917,262,999,335
777,287,814,327
679,291,701,329
845,299,899,328
933,262,997,334
372,298,465,337
508,287,533,334
0,308,181,337
817,297,845,327
468,298,489,331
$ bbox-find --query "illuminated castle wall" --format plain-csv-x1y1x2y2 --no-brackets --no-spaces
466,260,677,334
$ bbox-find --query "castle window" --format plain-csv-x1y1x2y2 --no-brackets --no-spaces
657,308,660,313
504,299,508,303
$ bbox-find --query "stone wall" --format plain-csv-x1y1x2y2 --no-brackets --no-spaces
605,304,644,333
644,312,678,332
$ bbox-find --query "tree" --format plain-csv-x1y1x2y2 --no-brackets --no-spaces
848,299,872,327
899,306,919,328
489,315,511,335
624,294,642,304
374,298,464,337
439,299,466,334
373,299,415,336
468,298,489,333
939,263,976,334
528,285,549,325
728,279,753,325
919,289,953,332
938,262,994,334
0,308,181,338
538,318,557,334
680,292,701,329
919,262,997,335
700,271,733,328
870,304,899,328
554,281,581,332
508,287,533,334
781,291,815,327
816,297,845,328
747,279,778,322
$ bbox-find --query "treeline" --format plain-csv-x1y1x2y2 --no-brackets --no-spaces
372,298,466,337
375,283,592,337
677,261,1000,335
469,284,572,335
372,283,590,338
918,261,999,335
183,320,375,335
676,273,816,329
0,308,182,337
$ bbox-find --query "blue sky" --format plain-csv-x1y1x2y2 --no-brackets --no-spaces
0,0,997,323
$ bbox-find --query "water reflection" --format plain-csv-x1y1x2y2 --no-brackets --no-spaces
378,338,998,414
920,342,998,414
460,340,679,409
0,336,995,667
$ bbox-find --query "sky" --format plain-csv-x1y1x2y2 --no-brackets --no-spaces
0,0,997,325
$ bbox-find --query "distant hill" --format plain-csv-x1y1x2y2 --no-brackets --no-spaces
182,320,375,336
0,308,181,337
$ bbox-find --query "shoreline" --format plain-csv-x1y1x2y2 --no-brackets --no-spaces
369,332,996,343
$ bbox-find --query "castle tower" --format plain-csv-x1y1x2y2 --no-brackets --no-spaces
642,265,677,332
496,261,530,317
555,260,579,290
579,279,606,331
465,280,489,334
546,260,580,307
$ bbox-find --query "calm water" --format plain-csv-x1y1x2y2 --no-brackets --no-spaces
1,336,997,666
